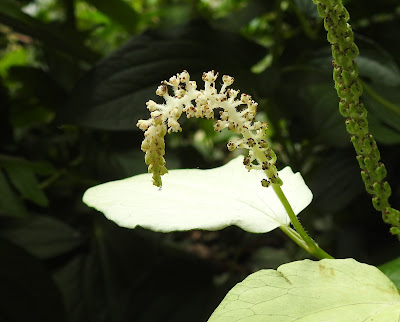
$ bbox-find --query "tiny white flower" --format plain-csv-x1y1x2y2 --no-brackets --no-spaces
83,156,312,233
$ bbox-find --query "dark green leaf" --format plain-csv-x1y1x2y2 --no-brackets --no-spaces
362,84,400,143
0,154,55,176
0,238,66,322
0,216,83,259
2,160,49,207
303,83,349,147
85,0,139,33
308,150,364,213
89,148,148,180
59,19,266,130
0,81,13,146
368,109,400,144
356,36,400,86
248,246,291,270
293,0,320,18
54,216,225,322
213,0,274,32
6,66,66,127
8,66,67,108
0,169,26,217
52,254,87,322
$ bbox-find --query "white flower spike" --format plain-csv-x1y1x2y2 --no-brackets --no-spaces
137,70,280,188
83,156,312,233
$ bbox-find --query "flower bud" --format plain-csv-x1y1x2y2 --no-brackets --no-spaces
222,75,234,86
156,84,167,96
179,70,190,83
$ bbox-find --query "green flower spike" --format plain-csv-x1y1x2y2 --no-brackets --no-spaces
313,0,400,237
137,70,281,188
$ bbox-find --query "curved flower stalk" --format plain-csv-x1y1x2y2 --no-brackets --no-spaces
312,0,400,236
82,70,333,258
137,70,281,188
133,70,333,259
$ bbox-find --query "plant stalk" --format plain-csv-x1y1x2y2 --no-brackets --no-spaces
273,184,334,259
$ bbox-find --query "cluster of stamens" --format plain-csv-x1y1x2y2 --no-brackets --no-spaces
137,70,282,187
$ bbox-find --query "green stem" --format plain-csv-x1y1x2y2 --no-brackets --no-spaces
279,225,308,249
273,184,334,259
358,78,400,117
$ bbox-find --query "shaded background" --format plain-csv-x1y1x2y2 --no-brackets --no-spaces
0,0,399,321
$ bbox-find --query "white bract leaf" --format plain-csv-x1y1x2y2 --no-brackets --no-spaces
83,156,312,233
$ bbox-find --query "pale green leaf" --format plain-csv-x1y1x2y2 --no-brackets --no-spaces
209,258,400,321
83,156,312,233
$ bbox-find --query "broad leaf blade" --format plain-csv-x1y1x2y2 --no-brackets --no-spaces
83,157,312,233
308,150,364,213
209,258,400,321
0,216,83,259
60,20,266,130
363,84,400,135
302,82,348,147
0,155,52,207
53,217,223,322
3,162,48,207
356,36,400,87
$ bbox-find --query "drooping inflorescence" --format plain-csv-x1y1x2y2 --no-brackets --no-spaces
137,70,282,188
313,0,400,236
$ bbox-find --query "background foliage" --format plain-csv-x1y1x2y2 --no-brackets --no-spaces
0,0,399,321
